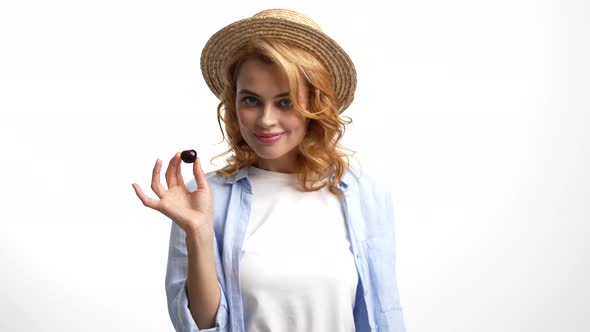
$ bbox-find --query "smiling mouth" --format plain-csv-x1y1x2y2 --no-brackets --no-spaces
255,132,284,143
255,132,284,138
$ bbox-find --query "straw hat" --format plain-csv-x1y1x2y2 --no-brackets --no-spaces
200,8,357,113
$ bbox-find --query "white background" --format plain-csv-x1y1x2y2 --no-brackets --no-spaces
1,0,589,331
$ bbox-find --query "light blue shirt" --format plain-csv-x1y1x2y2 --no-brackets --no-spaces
165,166,405,331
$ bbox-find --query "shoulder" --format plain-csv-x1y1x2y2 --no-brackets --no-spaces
344,165,398,243
344,165,394,197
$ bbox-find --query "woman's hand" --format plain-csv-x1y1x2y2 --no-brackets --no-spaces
132,152,213,239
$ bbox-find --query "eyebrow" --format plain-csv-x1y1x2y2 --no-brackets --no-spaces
238,89,290,98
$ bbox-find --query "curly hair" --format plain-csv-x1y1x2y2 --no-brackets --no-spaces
211,38,356,197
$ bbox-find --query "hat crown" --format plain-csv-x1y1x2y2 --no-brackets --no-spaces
252,9,322,31
201,8,356,113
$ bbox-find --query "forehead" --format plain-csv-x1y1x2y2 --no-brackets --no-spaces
236,57,288,89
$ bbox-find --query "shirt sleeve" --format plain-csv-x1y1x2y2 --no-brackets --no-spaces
165,221,229,331
379,180,406,331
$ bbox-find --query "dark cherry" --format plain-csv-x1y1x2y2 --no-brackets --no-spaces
180,149,197,163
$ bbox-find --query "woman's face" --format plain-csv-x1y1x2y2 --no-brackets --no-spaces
235,57,309,173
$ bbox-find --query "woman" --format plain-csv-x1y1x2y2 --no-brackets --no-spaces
132,8,405,332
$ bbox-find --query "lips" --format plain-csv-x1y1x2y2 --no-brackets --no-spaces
255,132,284,138
254,132,284,143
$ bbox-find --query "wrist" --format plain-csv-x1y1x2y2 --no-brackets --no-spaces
185,225,214,246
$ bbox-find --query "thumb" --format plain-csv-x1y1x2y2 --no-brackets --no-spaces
193,157,209,191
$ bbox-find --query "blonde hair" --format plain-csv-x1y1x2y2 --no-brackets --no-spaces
211,38,355,196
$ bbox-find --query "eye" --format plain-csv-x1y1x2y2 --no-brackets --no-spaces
241,96,258,105
278,98,293,108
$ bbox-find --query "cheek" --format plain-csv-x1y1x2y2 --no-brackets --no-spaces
288,115,308,133
236,109,251,127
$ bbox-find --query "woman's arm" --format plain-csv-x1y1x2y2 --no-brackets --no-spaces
165,222,229,332
185,229,221,329
133,153,229,331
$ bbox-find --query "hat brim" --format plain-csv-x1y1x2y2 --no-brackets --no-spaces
200,17,357,113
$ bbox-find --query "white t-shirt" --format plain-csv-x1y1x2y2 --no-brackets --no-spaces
239,166,358,332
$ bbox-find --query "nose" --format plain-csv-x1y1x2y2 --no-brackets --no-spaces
257,102,279,128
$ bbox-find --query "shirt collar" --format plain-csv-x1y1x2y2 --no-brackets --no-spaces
224,166,353,191
223,166,249,184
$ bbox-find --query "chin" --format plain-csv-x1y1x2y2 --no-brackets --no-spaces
254,151,286,160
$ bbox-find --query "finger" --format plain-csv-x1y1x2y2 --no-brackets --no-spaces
175,153,185,187
151,159,165,198
165,152,180,188
193,157,209,191
132,183,160,210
